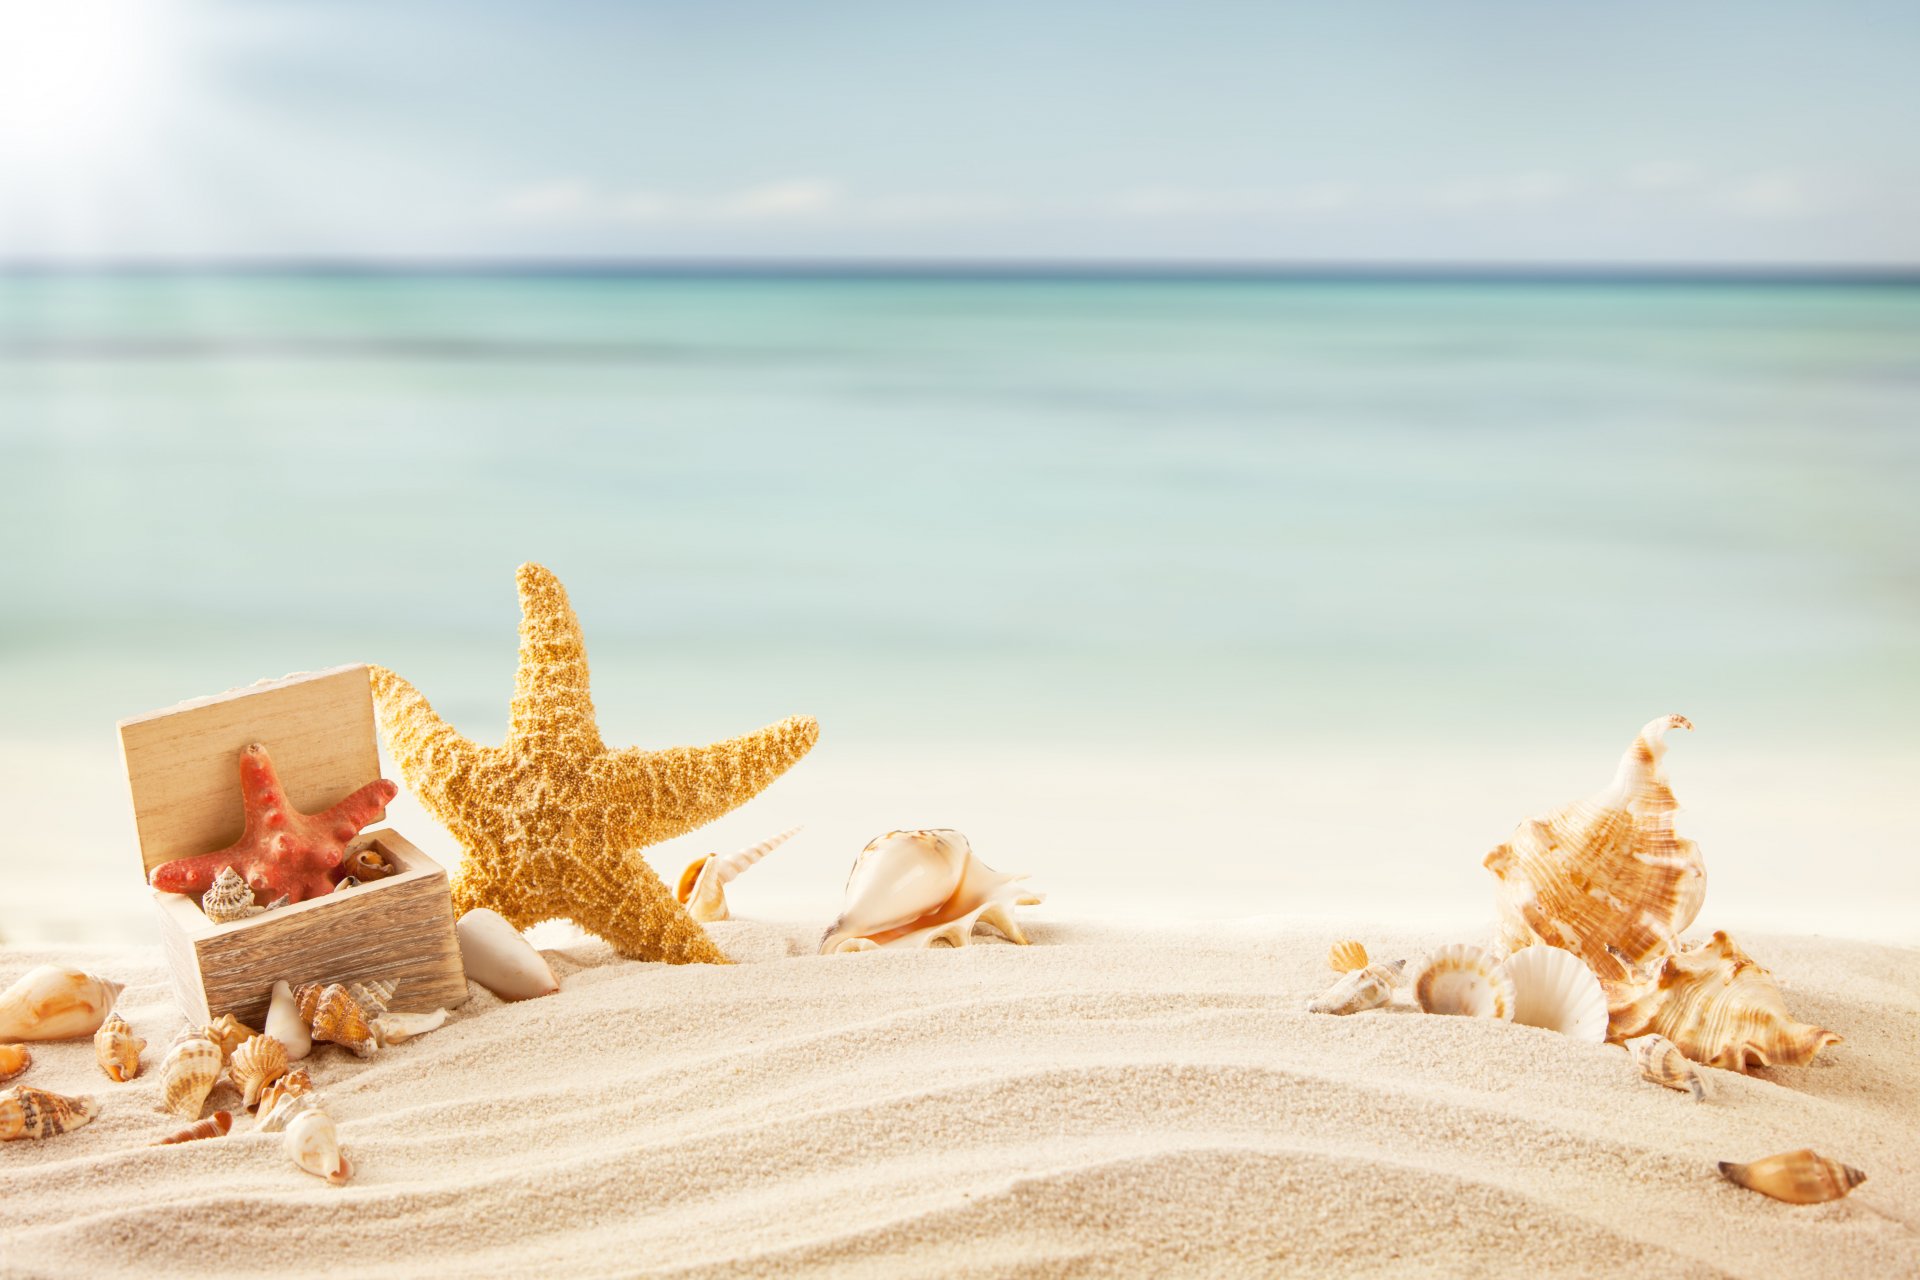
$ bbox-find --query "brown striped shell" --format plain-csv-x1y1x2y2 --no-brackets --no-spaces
202,1013,256,1065
0,1086,99,1140
229,1034,289,1108
158,1032,222,1118
94,1013,145,1083
1605,931,1838,1073
153,1110,232,1145
1719,1149,1866,1204
294,983,377,1058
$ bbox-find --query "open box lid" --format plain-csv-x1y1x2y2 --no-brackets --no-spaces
118,665,384,880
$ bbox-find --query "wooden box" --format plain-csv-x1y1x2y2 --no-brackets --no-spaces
118,664,469,1027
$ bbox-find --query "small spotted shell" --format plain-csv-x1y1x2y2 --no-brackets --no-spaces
1327,940,1370,973
1627,1033,1706,1101
1308,960,1404,1015
0,1086,99,1140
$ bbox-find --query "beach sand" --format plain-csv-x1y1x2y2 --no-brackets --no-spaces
2,921,1916,1278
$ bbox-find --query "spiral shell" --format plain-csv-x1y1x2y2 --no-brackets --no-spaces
0,1044,30,1083
153,1110,232,1145
93,1013,145,1082
202,1013,256,1065
347,979,397,1015
345,847,398,882
201,865,266,923
1308,960,1404,1015
1719,1149,1865,1204
676,826,800,924
258,1089,321,1134
1627,1033,1705,1101
0,966,123,1041
1604,931,1839,1073
0,1086,99,1140
1327,940,1369,973
158,1031,222,1118
230,1034,289,1109
295,983,376,1058
265,980,313,1062
257,1067,312,1119
286,1107,351,1185
1410,944,1516,1020
821,829,1042,953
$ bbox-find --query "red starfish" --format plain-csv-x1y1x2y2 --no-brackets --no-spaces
149,742,398,905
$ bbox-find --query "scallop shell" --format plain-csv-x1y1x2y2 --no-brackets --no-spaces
677,826,800,924
1308,960,1405,1015
93,1013,145,1082
820,829,1042,954
201,865,267,923
0,1043,32,1083
1485,715,1704,984
1327,940,1369,973
0,966,124,1041
202,1013,256,1065
266,980,313,1061
295,983,377,1058
1604,931,1838,1073
0,1086,99,1140
230,1034,289,1109
1719,1149,1865,1204
257,1067,312,1119
286,1106,352,1185
153,1110,232,1145
158,1032,222,1118
1410,944,1516,1020
1627,1033,1706,1101
1501,945,1608,1041
456,909,559,1001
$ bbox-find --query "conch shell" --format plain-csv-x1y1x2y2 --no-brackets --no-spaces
257,1067,312,1119
0,966,123,1041
266,980,313,1061
1719,1149,1866,1204
677,826,799,923
0,1086,99,1140
94,1012,145,1082
456,909,559,1001
201,865,267,923
1410,944,1515,1020
158,1029,222,1118
1308,960,1404,1015
0,1044,29,1083
1626,1033,1705,1101
153,1110,232,1145
1604,931,1838,1072
295,983,376,1058
821,829,1042,953
285,1107,351,1185
202,1013,256,1065
229,1034,289,1109
1327,940,1369,973
1485,715,1704,983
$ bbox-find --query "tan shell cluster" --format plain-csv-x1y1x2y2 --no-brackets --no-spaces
1607,932,1839,1072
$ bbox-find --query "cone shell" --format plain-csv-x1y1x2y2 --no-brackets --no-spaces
266,980,313,1061
821,829,1042,954
286,1107,351,1185
153,1110,232,1145
1411,944,1516,1020
230,1034,289,1108
1501,945,1608,1041
1604,931,1839,1073
1627,1034,1706,1101
93,1013,145,1082
296,983,377,1058
1485,715,1704,984
0,966,124,1041
1327,940,1369,973
202,1013,256,1065
0,1086,99,1140
0,1044,31,1083
158,1032,222,1118
1719,1149,1866,1204
1308,960,1404,1015
456,909,559,1001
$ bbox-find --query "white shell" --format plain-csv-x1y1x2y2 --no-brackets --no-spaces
1499,945,1608,1041
258,1090,321,1134
265,980,312,1061
0,966,124,1041
821,829,1041,954
1308,960,1405,1015
455,909,559,1001
1410,944,1516,1020
285,1106,350,1185
372,1008,447,1047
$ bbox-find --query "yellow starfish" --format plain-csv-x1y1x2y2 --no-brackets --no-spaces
371,563,819,964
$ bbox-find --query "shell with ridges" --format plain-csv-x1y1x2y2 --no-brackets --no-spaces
456,909,560,1001
158,1031,222,1118
1485,715,1704,984
295,983,376,1058
0,1044,31,1083
677,826,800,923
821,830,1042,954
202,1013,256,1065
1411,944,1516,1020
258,1088,321,1134
153,1110,232,1145
257,1067,311,1119
229,1034,289,1108
0,1086,99,1140
0,966,124,1041
1604,930,1838,1073
347,979,396,1015
1308,960,1404,1015
93,1013,145,1082
266,980,313,1061
285,1106,351,1185
1327,940,1369,973
1719,1149,1865,1204
1500,945,1608,1041
201,865,267,923
1627,1033,1706,1101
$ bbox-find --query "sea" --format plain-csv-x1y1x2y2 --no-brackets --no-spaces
2,270,1917,945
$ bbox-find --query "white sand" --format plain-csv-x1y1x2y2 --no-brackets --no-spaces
2,922,1917,1278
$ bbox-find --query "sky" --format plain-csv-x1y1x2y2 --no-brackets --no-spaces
1,0,1918,264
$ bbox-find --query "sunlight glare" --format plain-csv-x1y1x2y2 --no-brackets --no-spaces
0,0,177,164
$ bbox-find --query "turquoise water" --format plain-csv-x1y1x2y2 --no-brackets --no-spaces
2,274,1918,754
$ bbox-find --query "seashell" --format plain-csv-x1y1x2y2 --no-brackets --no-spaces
1719,1149,1866,1204
346,979,397,1014
820,829,1042,954
202,1013,257,1065
372,1008,447,1048
1410,944,1516,1020
295,983,377,1058
0,966,124,1041
258,1089,321,1134
677,826,800,923
1604,931,1838,1073
0,1086,99,1140
456,909,560,1001
0,1044,31,1083
1308,960,1405,1015
158,1031,222,1118
266,980,313,1061
153,1110,232,1145
93,1013,145,1082
285,1106,352,1185
332,877,361,892
1485,715,1705,984
1327,940,1369,973
257,1067,312,1119
229,1034,289,1108
1501,945,1608,1041
263,894,290,911
201,865,267,923
1626,1033,1706,1101
345,848,398,881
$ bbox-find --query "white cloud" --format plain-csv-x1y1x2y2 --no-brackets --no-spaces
715,179,842,220
1114,182,1357,218
499,178,1010,227
1422,170,1572,212
1623,161,1696,192
1720,172,1822,219
499,179,601,220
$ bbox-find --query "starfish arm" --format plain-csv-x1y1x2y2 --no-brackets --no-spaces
321,777,400,844
369,665,494,824
507,562,605,754
597,714,821,851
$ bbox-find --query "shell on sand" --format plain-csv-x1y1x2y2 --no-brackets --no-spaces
347,980,396,1015
372,1008,447,1048
0,966,123,1041
455,909,559,1001
158,1032,222,1118
1484,715,1704,984
1627,1034,1706,1101
1308,960,1404,1015
258,1089,321,1135
94,1013,145,1082
1604,931,1838,1073
1719,1149,1865,1204
257,1067,312,1120
265,981,313,1062
821,829,1042,954
1410,945,1516,1020
295,983,376,1059
1501,945,1608,1041
202,1013,256,1065
153,1110,232,1145
1327,940,1369,973
229,1034,289,1109
286,1107,351,1185
0,1086,99,1140
676,826,800,924
0,1044,28,1083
